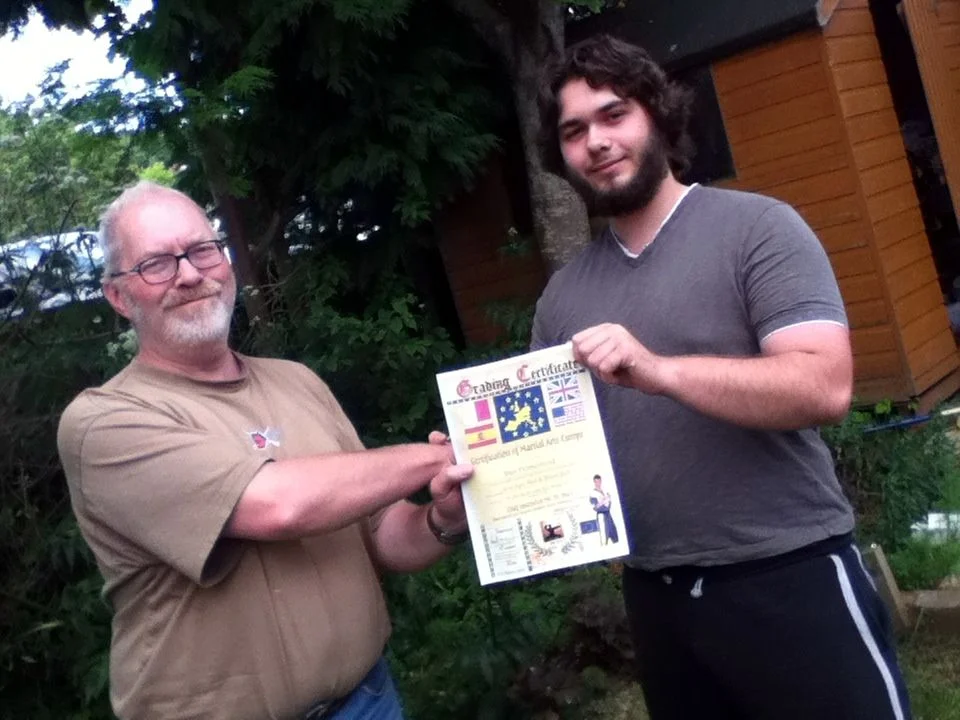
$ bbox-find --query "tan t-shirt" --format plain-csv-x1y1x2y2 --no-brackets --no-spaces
57,355,391,720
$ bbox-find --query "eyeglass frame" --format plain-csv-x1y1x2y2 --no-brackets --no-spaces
107,239,230,285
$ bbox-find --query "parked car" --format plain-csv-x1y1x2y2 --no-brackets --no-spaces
0,231,103,318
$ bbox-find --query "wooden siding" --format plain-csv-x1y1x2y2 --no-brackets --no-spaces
902,0,960,228
435,156,546,345
712,28,909,400
824,0,959,394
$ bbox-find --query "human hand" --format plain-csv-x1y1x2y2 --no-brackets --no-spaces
427,430,455,462
572,323,670,394
426,431,472,533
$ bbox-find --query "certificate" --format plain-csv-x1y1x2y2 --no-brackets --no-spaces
436,343,628,585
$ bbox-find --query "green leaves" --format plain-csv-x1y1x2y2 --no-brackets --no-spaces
824,406,960,552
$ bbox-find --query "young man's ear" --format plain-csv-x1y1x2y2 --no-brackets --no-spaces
102,281,133,320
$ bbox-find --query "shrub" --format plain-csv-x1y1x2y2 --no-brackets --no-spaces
888,536,960,591
822,403,960,552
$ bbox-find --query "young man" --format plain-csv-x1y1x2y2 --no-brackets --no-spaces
57,182,473,720
532,34,911,720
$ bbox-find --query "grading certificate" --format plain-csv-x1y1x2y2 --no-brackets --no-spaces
436,343,628,585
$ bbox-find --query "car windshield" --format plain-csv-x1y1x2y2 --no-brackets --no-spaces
0,231,104,316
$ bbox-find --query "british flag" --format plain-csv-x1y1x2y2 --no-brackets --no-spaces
546,375,580,404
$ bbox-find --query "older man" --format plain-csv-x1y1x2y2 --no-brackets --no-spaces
57,181,472,720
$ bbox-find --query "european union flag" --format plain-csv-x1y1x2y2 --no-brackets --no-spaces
494,386,550,443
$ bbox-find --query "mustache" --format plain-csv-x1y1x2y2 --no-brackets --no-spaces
588,156,624,173
162,279,223,309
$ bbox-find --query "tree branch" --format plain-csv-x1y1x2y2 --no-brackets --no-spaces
443,0,516,71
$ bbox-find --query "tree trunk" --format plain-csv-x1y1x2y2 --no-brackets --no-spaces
513,56,590,272
446,0,590,274
197,142,270,326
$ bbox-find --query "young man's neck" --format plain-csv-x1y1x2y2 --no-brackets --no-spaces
136,340,242,382
610,174,689,254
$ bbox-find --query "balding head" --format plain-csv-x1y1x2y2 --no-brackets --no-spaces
99,181,204,277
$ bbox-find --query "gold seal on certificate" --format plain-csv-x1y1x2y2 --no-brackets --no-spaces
436,343,628,585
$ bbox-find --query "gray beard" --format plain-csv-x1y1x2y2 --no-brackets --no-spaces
160,299,233,345
127,290,234,348
566,132,670,218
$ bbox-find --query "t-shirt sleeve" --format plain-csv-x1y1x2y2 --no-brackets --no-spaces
60,395,268,587
530,283,561,351
739,202,848,342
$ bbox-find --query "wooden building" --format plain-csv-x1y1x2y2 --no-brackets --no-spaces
437,0,960,408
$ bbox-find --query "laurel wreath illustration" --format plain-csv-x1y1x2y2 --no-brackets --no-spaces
521,510,583,558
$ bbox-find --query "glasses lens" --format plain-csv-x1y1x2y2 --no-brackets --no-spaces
139,256,177,284
188,241,224,269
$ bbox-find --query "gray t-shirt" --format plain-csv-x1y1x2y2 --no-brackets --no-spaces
531,185,854,570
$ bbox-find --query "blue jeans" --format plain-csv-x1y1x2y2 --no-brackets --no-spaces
330,657,404,720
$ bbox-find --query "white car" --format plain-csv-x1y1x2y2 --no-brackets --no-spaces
0,231,104,318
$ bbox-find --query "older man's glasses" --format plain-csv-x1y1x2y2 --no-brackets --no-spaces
109,239,228,285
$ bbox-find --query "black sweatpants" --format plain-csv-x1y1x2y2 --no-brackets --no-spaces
622,538,912,720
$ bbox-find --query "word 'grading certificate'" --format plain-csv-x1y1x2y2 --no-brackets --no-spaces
436,343,628,585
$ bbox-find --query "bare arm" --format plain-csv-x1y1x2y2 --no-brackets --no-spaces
573,321,852,430
370,434,472,572
224,442,453,541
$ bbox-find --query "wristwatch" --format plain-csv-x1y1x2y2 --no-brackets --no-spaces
426,505,470,546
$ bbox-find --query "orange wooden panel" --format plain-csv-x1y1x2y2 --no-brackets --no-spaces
839,272,884,303
854,350,904,380
945,44,960,69
851,134,906,170
838,85,895,117
830,246,875,278
915,350,960,392
767,168,859,208
873,207,926,249
727,92,836,144
734,144,849,189
889,265,939,303
720,64,828,118
866,183,921,223
878,232,931,275
713,32,823,93
894,280,947,326
796,194,863,228
908,329,959,379
933,1,960,24
825,35,882,64
860,159,915,197
818,221,869,252
901,305,954,352
851,326,899,355
855,376,913,402
904,0,960,230
734,117,843,169
845,298,890,328
825,8,876,37
831,59,889,91
845,111,901,145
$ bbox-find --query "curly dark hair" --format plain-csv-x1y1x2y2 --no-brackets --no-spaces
538,34,694,178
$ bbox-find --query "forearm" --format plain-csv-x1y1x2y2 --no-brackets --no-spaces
370,501,460,573
225,443,448,540
657,351,851,430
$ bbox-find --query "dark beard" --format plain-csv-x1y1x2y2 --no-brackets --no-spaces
566,132,670,218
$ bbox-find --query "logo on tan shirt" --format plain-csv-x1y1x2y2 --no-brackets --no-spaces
248,428,281,449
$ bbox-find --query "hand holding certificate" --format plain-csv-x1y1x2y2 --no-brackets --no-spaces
436,343,628,585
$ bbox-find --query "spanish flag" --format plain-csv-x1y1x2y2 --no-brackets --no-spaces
466,423,498,449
